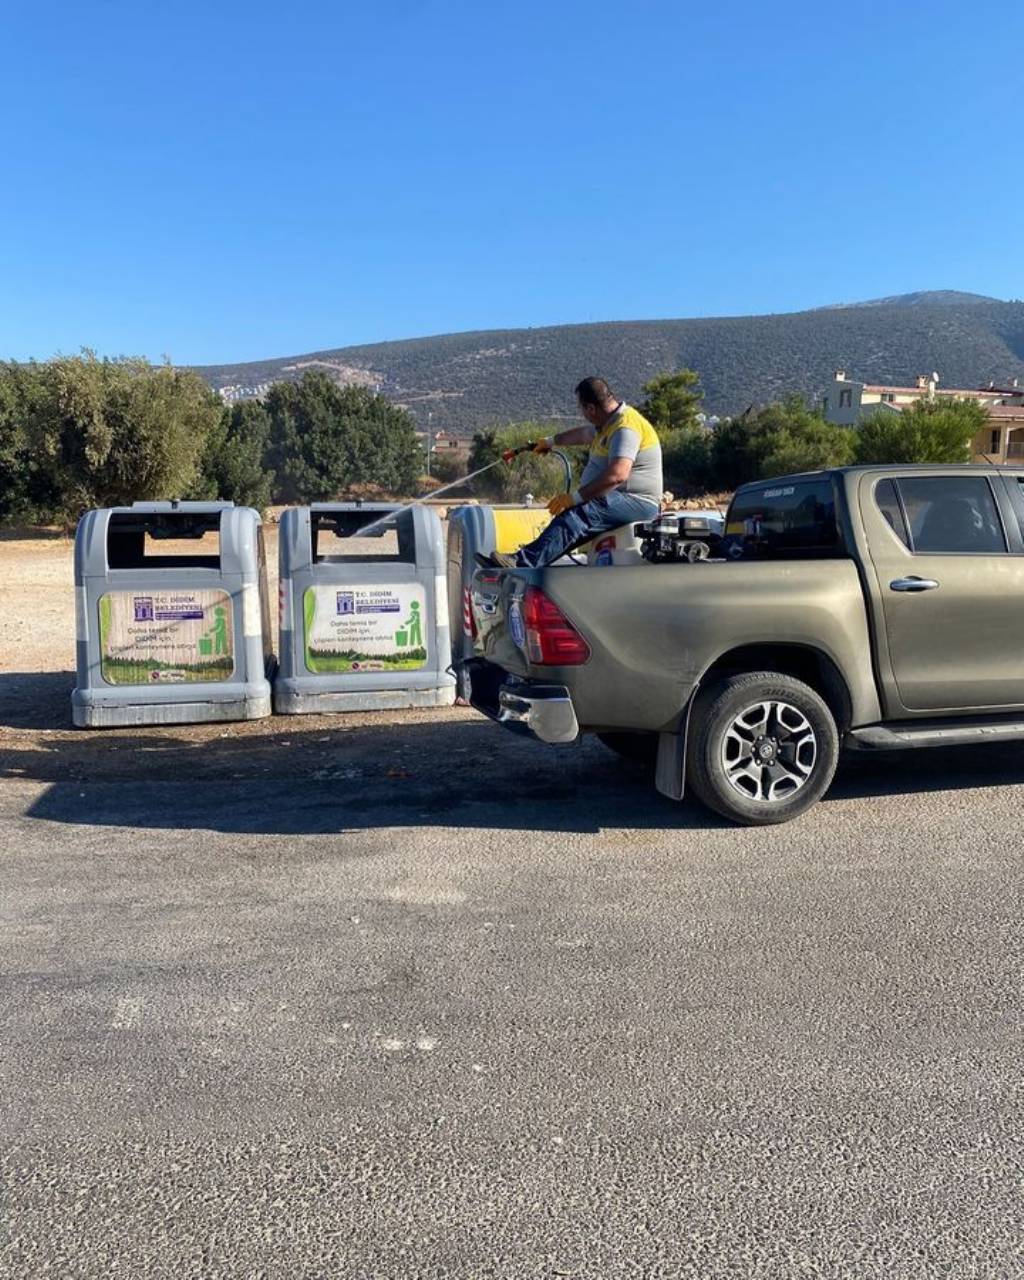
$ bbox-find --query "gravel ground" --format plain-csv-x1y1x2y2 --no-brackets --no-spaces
1,535,1023,1278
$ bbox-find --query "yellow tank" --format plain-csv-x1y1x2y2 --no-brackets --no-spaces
491,507,551,553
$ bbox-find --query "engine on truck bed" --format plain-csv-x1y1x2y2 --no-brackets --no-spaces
638,512,718,564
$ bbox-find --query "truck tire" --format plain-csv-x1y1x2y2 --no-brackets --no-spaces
687,672,839,826
597,731,658,767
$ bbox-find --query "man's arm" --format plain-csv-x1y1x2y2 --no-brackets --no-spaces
577,456,632,502
546,454,633,516
545,425,641,515
547,425,596,447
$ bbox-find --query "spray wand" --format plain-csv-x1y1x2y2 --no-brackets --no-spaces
351,443,557,537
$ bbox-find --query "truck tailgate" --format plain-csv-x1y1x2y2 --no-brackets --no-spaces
469,565,537,677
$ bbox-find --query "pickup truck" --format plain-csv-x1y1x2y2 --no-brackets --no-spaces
465,465,1024,825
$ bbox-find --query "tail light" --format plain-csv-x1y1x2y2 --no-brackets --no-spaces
521,587,590,665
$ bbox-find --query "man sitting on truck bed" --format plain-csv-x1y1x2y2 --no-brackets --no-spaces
488,377,663,569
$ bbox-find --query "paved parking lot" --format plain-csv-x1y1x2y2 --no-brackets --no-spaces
2,669,1022,1278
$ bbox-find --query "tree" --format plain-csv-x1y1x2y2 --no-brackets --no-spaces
854,397,988,464
761,413,856,477
0,362,53,523
639,368,704,434
465,429,505,497
190,399,274,511
465,423,582,501
9,353,221,525
427,450,467,485
710,397,855,489
465,423,579,502
661,429,712,495
467,428,501,478
265,373,422,502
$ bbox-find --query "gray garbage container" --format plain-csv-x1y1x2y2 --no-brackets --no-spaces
72,501,274,728
274,503,455,714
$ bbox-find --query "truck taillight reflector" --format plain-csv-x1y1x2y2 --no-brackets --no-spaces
463,585,476,639
522,587,590,665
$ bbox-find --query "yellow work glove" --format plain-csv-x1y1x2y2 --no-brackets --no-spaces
547,491,576,517
532,438,552,454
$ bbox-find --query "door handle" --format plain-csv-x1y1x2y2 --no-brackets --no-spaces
890,576,939,592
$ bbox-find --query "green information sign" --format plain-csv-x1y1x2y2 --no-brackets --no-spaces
98,589,234,685
304,583,428,674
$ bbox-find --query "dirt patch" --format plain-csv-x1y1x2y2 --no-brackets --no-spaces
1,533,79,680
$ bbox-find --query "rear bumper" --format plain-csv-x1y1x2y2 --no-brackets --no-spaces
497,684,579,743
466,660,580,744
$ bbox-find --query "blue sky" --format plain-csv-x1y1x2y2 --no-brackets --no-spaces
3,0,1022,365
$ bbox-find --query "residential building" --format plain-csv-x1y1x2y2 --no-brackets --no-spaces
218,383,272,403
822,370,1024,463
415,430,467,455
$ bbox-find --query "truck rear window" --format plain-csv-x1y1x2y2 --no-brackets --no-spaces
725,480,842,559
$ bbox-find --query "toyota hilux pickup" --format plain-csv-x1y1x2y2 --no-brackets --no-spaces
465,465,1024,825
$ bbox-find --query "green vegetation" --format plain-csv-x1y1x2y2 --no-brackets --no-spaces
0,353,220,526
265,373,422,503
427,451,467,484
662,428,714,494
2,302,1012,528
463,382,855,497
467,424,580,502
638,368,713,493
305,648,427,673
0,365,47,523
99,657,234,684
854,397,988,464
190,399,274,510
0,358,424,525
639,368,703,433
711,399,855,489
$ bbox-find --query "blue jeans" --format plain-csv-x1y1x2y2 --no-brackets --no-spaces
516,491,659,568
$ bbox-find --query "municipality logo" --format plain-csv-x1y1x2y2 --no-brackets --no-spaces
336,591,355,616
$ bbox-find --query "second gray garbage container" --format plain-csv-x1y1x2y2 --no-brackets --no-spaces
274,503,455,714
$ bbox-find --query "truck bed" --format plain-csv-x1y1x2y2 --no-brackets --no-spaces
470,557,876,735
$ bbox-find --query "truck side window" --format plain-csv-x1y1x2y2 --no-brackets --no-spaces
896,476,1006,554
875,479,910,548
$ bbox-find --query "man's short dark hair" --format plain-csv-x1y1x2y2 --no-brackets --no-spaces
575,377,614,408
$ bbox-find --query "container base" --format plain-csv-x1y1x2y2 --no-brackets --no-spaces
72,694,272,728
273,684,456,715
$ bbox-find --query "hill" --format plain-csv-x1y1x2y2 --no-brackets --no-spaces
816,289,1001,310
195,291,1024,435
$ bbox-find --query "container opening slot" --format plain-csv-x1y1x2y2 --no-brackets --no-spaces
311,512,415,564
107,513,221,569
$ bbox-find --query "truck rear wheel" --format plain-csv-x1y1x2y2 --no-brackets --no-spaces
687,672,839,826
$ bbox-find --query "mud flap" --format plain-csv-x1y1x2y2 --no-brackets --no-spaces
655,730,686,800
654,686,698,801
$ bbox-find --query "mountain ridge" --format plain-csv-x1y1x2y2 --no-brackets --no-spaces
196,291,1024,434
815,289,1002,310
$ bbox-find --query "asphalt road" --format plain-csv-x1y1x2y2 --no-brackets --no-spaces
2,699,1023,1278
